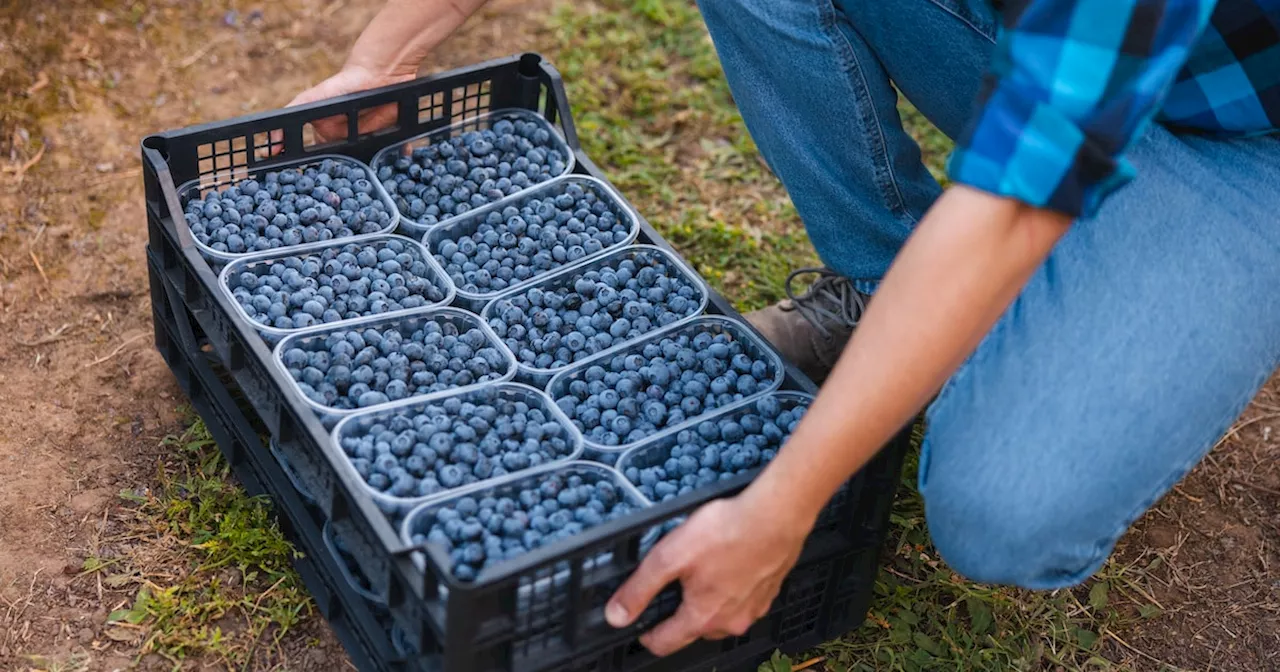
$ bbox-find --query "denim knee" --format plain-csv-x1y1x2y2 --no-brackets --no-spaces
918,432,1117,590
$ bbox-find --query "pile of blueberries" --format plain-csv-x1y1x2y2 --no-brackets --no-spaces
623,396,808,502
553,325,777,447
378,118,568,226
432,180,634,295
337,388,576,502
406,469,637,581
486,251,702,371
184,159,394,254
280,316,510,410
228,239,449,330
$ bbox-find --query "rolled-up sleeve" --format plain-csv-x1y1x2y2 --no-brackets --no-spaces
948,0,1217,218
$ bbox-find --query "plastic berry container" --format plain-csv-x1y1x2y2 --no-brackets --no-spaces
176,154,400,264
399,461,651,597
545,316,786,458
272,307,516,426
479,245,709,386
329,383,584,516
422,174,641,307
613,391,815,504
218,234,454,344
370,108,576,237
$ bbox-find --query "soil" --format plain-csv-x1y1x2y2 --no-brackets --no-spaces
0,1,1275,671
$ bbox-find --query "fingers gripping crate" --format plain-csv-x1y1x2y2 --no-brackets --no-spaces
143,52,909,672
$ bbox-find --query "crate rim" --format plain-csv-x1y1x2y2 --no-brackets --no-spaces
141,53,576,147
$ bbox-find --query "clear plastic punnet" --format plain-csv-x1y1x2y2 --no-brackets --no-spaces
479,244,709,386
370,108,576,237
219,234,454,344
545,316,786,457
399,461,654,602
177,154,400,264
329,383,585,517
272,307,516,425
613,391,815,504
423,174,640,306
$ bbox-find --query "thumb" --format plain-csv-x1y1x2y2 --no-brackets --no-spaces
605,530,692,628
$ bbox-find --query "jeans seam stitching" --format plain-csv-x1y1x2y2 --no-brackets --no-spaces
922,0,999,45
819,0,919,227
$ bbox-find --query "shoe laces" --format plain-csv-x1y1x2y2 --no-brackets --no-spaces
782,267,866,338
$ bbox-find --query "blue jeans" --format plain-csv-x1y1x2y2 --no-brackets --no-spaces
697,0,1280,588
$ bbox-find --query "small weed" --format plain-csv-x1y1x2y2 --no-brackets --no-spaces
103,418,310,668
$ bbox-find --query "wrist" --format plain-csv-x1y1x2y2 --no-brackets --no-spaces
340,61,418,84
737,468,824,536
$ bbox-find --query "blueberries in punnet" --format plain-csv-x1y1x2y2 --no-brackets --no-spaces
338,387,575,503
227,238,448,330
486,250,702,371
430,179,633,294
555,324,776,447
378,117,569,227
184,159,393,254
406,468,635,580
624,396,809,502
282,314,510,410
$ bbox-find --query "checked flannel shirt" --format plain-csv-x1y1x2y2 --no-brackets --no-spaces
949,0,1280,218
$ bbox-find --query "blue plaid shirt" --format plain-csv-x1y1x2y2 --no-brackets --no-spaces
949,0,1280,218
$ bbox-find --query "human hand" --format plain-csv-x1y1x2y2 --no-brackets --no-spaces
275,65,415,149
604,490,813,656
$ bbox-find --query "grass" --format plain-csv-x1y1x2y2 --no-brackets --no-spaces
87,419,311,669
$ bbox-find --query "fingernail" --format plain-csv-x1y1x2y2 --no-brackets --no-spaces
605,602,629,627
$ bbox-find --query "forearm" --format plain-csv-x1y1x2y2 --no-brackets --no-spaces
744,185,1072,523
344,0,490,77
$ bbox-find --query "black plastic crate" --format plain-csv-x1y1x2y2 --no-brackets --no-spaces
142,53,909,672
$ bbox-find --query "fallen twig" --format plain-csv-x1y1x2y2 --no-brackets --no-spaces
84,333,147,369
1232,479,1280,498
25,71,49,96
29,250,48,284
793,656,825,672
1105,629,1181,669
15,323,73,347
3,143,47,185
178,33,233,69
1215,412,1280,448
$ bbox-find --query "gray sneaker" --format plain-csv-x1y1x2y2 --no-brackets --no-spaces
745,267,867,384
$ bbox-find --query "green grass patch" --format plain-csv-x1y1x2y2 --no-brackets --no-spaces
89,420,310,668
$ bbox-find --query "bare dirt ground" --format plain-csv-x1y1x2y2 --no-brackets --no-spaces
0,1,1275,671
